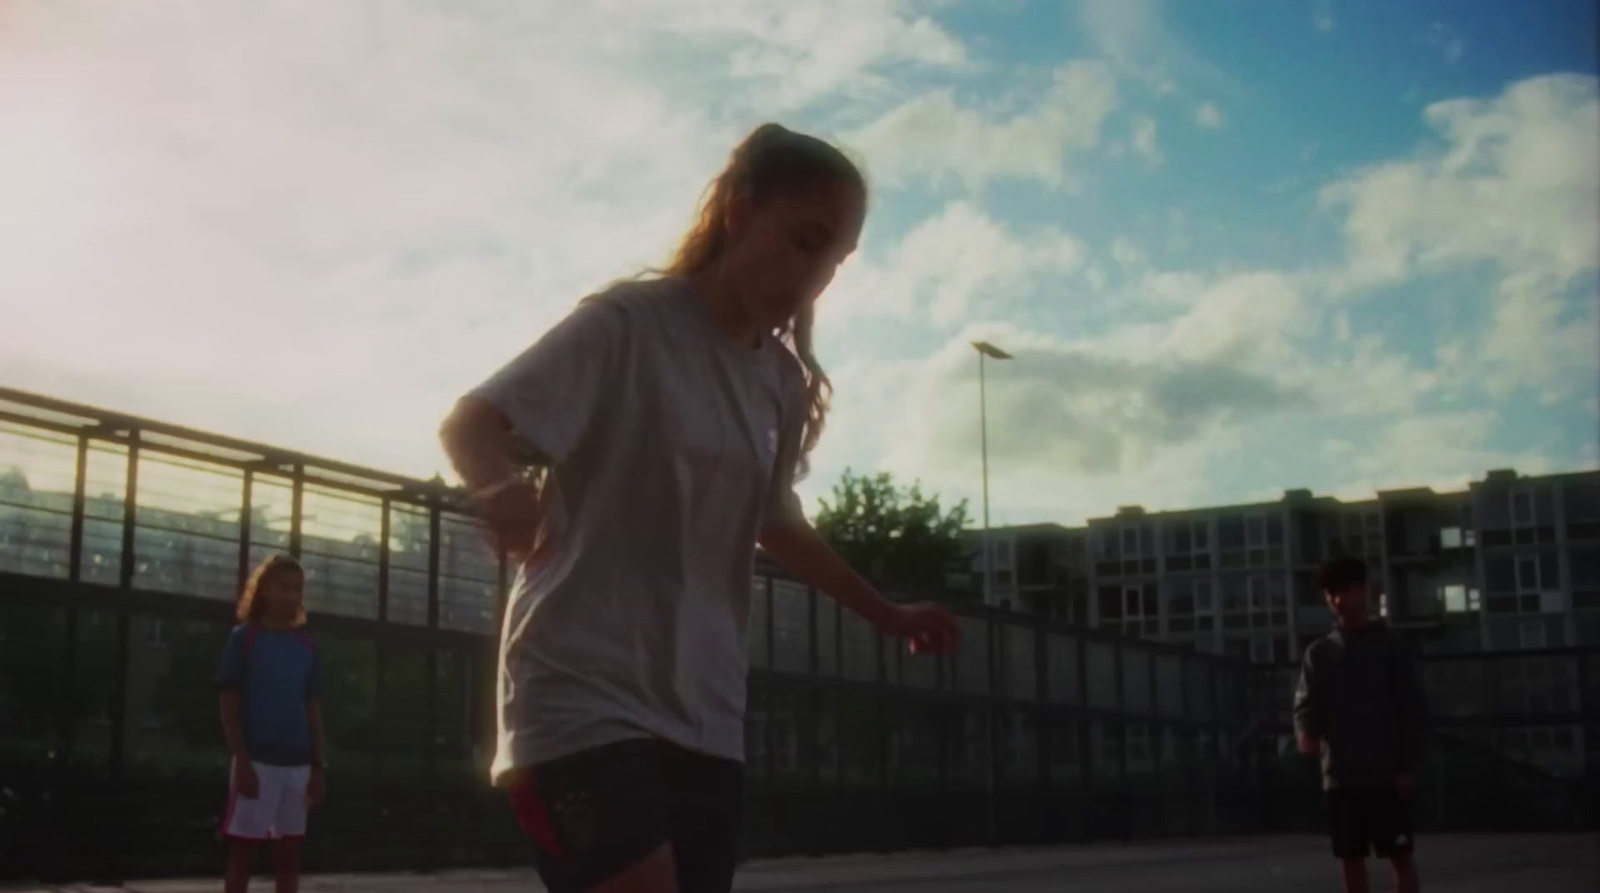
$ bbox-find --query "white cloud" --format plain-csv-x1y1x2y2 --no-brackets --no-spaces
823,201,1086,326
1195,101,1225,129
1112,238,1146,270
806,267,1326,520
847,59,1119,190
807,331,1293,523
1322,75,1599,285
1332,411,1561,497
1078,0,1237,98
1482,270,1599,405
0,0,972,477
1319,74,1600,400
1424,22,1467,65
705,2,968,110
1313,0,1336,33
1131,116,1162,165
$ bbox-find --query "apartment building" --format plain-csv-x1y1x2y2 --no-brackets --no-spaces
974,468,1600,660
964,522,1090,621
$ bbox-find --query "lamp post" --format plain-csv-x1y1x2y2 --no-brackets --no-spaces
972,340,1013,607
971,339,1012,850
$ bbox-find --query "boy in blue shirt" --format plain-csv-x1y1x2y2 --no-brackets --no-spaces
217,555,326,893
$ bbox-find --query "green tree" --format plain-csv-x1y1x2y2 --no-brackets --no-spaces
813,469,970,592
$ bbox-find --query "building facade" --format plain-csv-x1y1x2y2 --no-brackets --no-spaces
975,468,1600,781
977,468,1600,660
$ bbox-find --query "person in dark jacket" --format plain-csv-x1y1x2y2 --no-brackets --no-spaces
1294,556,1426,893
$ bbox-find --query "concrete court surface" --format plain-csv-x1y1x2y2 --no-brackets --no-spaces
15,834,1597,892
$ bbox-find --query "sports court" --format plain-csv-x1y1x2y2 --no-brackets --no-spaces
13,834,1595,893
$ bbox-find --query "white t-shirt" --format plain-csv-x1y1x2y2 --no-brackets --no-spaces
469,276,809,781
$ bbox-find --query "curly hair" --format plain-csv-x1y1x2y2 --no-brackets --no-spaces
236,554,307,626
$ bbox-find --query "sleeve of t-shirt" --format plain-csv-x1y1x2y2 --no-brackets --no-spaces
467,297,627,465
306,641,325,702
762,375,810,529
216,627,247,692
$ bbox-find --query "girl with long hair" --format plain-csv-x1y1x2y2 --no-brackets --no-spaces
440,123,959,893
216,554,326,893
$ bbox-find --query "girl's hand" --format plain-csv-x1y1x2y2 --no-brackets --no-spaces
877,602,961,655
481,480,544,559
233,760,260,800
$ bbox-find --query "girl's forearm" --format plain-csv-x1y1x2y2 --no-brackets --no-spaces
758,520,897,629
219,692,248,760
440,398,522,493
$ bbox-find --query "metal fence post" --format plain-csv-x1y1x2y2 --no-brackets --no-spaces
379,499,392,624
237,470,253,593
289,463,304,559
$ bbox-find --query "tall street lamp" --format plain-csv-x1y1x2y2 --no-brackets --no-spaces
972,340,1013,608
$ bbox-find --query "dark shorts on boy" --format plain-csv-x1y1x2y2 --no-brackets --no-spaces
509,738,743,893
1327,786,1415,860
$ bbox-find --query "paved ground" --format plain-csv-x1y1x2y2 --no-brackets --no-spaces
13,834,1596,892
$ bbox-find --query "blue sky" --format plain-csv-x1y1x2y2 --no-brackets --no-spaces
1,0,1596,525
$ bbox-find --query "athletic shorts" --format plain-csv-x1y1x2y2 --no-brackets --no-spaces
1326,786,1414,860
222,760,311,841
508,738,743,893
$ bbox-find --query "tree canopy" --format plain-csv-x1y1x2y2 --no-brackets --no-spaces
813,469,970,593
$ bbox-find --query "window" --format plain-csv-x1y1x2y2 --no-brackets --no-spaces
1440,527,1463,549
1246,516,1265,548
1565,480,1600,522
1442,584,1481,614
1519,620,1547,650
1124,586,1142,617
1094,528,1120,560
1511,552,1561,595
1221,576,1248,613
145,617,166,648
1512,491,1533,526
1169,523,1191,554
1540,590,1565,614
1517,556,1539,591
1540,552,1560,588
1194,580,1214,613
1248,575,1268,610
1098,586,1122,621
1572,549,1600,611
1167,580,1194,616
1218,517,1245,550
1194,521,1209,551
1122,527,1139,557
1486,556,1516,593
990,539,1013,570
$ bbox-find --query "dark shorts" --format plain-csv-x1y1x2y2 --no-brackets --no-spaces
508,738,743,893
1327,786,1415,860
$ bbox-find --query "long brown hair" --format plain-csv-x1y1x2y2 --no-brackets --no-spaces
236,554,307,627
663,123,866,475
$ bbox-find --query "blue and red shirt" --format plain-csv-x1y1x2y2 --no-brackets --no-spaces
215,624,324,767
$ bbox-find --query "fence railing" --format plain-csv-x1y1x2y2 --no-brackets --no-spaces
5,386,1592,882
0,388,1257,882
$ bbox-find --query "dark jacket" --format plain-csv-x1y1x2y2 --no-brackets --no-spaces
1292,622,1427,790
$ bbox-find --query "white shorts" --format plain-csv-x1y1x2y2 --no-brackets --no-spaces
222,760,310,841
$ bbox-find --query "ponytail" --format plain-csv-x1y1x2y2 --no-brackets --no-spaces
663,123,863,474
